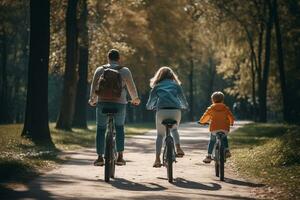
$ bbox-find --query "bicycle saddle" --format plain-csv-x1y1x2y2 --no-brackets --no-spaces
162,119,177,125
102,108,118,114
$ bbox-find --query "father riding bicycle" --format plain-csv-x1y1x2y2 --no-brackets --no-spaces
89,49,140,166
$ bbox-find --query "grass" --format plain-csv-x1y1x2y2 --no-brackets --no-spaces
229,123,300,199
0,122,154,185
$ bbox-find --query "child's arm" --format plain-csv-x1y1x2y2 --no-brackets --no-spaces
199,108,211,124
226,108,235,125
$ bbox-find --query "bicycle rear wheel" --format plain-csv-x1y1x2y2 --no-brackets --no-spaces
166,142,174,183
215,162,219,177
104,136,113,182
219,143,225,181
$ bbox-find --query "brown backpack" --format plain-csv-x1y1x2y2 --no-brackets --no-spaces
95,65,123,100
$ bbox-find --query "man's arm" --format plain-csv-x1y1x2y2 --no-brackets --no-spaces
123,68,139,103
89,67,102,105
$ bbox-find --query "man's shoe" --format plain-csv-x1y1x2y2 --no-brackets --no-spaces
203,155,213,164
176,147,185,158
225,150,231,158
116,157,126,166
94,156,104,166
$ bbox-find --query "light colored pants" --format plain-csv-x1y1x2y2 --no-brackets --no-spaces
155,109,181,155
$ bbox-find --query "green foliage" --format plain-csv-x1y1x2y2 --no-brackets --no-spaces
229,123,300,199
0,123,153,183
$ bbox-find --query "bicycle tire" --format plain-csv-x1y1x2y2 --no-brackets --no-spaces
215,162,219,177
104,136,112,182
219,143,225,181
111,141,116,178
166,142,173,183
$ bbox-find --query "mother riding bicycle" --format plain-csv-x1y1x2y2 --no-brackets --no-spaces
146,67,188,167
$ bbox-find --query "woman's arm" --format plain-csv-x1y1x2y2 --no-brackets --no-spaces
146,86,158,110
177,85,189,109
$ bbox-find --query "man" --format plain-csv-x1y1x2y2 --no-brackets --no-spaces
89,49,140,166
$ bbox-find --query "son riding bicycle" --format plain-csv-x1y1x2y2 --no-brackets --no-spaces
198,91,234,164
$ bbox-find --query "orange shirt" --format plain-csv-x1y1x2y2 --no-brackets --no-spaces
199,103,234,132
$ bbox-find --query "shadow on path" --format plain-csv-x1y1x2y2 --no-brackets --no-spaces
0,182,55,200
110,178,167,191
225,177,265,187
171,178,222,190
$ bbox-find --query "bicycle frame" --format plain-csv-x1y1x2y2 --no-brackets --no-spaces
163,126,176,164
212,131,226,181
212,132,226,162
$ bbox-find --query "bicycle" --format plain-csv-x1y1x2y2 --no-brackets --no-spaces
213,131,226,181
198,122,226,181
161,119,177,183
102,107,118,182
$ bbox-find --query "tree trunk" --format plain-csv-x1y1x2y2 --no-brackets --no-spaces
258,0,274,122
188,35,194,121
22,0,52,144
56,0,79,130
273,0,289,122
207,57,216,106
250,54,257,120
72,0,88,129
0,27,10,124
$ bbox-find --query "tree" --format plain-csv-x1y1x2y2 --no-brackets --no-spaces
72,0,89,129
258,0,274,122
0,25,9,124
22,0,52,143
273,0,288,122
56,0,79,130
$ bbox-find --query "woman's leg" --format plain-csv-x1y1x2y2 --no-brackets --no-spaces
155,110,166,156
170,110,181,145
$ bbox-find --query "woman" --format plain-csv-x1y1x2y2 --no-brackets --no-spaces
146,66,189,167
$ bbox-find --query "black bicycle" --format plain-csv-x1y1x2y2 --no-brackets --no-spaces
162,119,177,183
102,108,118,182
198,122,226,181
213,131,226,181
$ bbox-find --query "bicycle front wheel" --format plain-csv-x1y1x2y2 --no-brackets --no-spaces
166,142,174,183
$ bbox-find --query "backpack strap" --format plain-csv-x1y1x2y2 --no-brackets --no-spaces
115,65,123,70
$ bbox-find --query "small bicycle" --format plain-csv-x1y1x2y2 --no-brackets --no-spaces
198,122,226,181
162,119,177,183
213,131,226,181
102,107,118,182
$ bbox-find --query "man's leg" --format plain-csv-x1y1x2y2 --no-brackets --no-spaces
114,103,126,165
94,103,108,166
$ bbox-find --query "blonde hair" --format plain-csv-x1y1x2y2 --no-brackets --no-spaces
150,66,181,88
211,91,224,103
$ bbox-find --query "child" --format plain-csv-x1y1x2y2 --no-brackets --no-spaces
199,91,234,163
146,66,189,168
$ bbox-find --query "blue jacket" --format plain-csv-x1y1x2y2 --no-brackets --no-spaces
146,79,189,110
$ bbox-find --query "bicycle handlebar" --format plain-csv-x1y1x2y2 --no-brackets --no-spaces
197,122,209,126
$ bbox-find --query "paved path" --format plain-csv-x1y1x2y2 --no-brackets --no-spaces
2,121,264,200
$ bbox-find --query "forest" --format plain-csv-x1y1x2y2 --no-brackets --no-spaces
0,0,299,143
